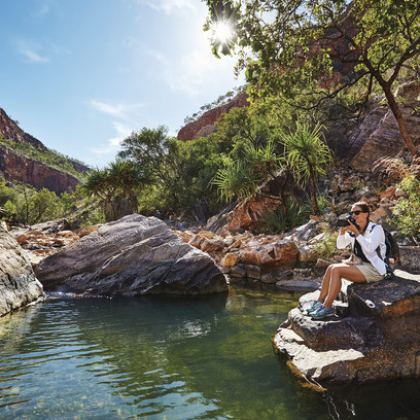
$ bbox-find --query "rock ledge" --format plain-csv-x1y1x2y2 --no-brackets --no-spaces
273,272,420,387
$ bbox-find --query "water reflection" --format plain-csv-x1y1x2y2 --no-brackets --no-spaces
0,290,419,419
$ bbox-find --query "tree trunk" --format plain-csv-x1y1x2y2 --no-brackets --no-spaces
307,162,320,215
309,173,320,215
383,86,418,157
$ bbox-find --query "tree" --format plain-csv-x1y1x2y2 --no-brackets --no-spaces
280,122,332,215
204,0,420,156
118,126,171,183
213,138,282,201
84,160,150,220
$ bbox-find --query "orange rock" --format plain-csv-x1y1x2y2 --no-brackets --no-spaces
369,206,388,223
240,250,262,266
16,234,29,245
189,235,205,249
272,241,299,267
221,253,240,268
197,230,215,240
380,187,396,201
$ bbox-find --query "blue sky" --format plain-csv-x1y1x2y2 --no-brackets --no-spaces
0,0,243,167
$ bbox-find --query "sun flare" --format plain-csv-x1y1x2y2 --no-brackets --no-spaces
212,20,234,44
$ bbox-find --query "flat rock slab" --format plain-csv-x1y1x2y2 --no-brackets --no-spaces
348,276,420,318
34,214,228,296
0,228,44,316
276,279,320,292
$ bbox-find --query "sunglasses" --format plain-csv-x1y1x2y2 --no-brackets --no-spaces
350,210,364,215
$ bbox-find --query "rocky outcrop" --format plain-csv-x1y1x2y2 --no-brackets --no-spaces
0,107,46,150
177,92,248,141
0,147,80,194
0,106,89,193
177,226,322,291
273,272,420,387
34,214,228,296
350,81,420,170
0,226,44,316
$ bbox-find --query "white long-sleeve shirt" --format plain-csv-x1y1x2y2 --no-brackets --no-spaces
336,221,387,275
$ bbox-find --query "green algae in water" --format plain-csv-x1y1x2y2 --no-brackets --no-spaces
0,289,419,419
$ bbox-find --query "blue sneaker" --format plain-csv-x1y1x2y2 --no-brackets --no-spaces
311,305,335,320
304,300,322,315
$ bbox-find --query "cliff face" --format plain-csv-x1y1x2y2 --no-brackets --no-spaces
0,107,89,193
0,147,79,194
177,92,248,141
349,81,420,170
0,108,46,151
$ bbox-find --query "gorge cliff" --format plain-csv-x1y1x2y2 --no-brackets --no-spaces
0,107,89,194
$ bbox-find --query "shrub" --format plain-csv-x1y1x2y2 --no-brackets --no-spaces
392,176,420,244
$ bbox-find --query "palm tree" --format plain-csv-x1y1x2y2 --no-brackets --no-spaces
280,122,332,215
213,139,281,202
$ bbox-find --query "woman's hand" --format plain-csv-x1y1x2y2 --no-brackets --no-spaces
339,226,349,235
347,220,360,236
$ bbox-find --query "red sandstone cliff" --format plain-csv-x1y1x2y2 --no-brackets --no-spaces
0,107,89,193
0,108,46,150
0,148,79,194
177,92,249,141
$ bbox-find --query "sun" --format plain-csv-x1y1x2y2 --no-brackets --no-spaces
212,20,234,44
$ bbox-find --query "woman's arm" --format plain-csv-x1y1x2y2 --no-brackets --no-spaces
355,224,385,253
336,228,352,249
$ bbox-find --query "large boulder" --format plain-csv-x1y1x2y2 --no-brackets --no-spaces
350,81,420,171
0,227,44,316
34,214,228,296
273,271,420,386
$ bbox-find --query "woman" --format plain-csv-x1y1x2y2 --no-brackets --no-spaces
307,201,387,320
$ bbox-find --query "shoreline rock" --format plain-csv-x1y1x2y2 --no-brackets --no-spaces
0,227,44,317
273,272,420,387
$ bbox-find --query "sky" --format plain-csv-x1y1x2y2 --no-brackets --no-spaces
0,0,243,167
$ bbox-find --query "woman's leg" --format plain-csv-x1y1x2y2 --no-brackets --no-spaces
318,265,333,303
323,264,366,308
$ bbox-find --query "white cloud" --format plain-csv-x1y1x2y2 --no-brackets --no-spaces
89,99,144,121
16,40,49,63
139,0,196,15
91,122,133,156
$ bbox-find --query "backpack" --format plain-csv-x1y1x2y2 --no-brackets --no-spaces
382,228,400,265
368,224,399,264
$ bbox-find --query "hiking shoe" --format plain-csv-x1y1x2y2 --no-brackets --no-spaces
303,300,322,315
311,305,336,320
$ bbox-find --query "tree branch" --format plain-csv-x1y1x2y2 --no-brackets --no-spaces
388,37,420,86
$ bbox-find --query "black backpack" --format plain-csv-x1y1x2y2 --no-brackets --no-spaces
369,224,400,265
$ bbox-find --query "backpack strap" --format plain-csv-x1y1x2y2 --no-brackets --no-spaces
369,222,377,233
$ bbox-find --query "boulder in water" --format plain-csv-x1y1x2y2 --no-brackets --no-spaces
34,214,228,296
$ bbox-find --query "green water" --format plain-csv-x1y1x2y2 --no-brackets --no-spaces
0,288,419,419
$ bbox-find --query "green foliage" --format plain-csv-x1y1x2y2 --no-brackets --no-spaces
392,176,420,243
84,160,150,221
22,188,63,224
280,122,332,214
3,200,17,218
315,230,338,259
204,0,420,155
0,137,88,179
213,139,281,202
258,197,311,234
0,177,99,226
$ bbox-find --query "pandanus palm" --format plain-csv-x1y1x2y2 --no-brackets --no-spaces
280,122,332,215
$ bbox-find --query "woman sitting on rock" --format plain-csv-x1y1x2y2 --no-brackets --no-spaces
307,201,387,320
